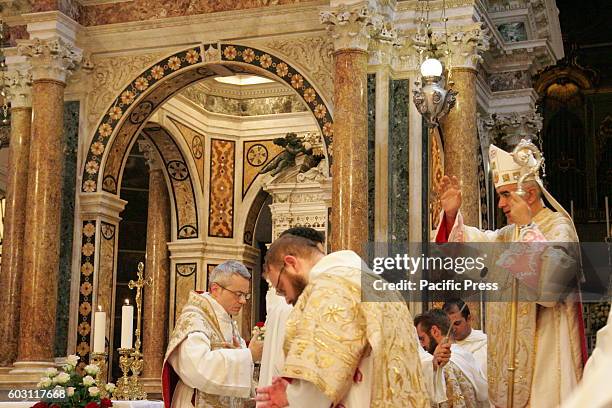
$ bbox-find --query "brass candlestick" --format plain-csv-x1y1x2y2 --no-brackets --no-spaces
89,352,108,399
113,348,134,400
129,349,146,400
127,262,152,400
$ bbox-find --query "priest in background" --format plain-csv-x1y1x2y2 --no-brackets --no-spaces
162,261,264,408
415,309,489,407
435,140,585,407
442,299,488,378
255,234,430,407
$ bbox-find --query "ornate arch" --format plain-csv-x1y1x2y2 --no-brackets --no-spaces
81,43,334,204
139,123,200,239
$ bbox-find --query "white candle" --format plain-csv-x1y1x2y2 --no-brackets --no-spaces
93,305,106,353
570,200,574,219
121,299,134,349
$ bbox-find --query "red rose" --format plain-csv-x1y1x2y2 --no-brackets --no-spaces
100,398,113,407
49,405,60,408
31,403,48,408
255,321,265,328
85,402,99,408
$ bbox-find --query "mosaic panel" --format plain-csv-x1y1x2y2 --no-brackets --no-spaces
367,74,375,243
76,220,97,366
389,79,409,242
170,118,205,187
97,222,116,355
83,43,333,194
174,263,197,323
55,101,79,357
209,139,235,238
142,126,198,239
242,139,284,197
243,190,269,245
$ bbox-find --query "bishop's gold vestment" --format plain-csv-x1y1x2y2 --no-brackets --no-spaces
436,208,584,408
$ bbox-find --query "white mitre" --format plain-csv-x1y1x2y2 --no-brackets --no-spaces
488,139,572,222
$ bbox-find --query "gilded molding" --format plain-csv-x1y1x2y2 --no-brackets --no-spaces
17,37,82,82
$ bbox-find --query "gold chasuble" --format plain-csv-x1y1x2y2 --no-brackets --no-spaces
436,208,585,408
282,250,430,408
162,291,252,408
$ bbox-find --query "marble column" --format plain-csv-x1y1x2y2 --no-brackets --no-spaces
13,37,81,365
321,5,372,257
0,65,32,366
439,25,488,227
138,140,171,389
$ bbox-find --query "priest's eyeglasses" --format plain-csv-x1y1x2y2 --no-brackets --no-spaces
216,284,251,300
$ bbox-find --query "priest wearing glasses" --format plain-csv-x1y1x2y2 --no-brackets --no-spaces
162,260,264,407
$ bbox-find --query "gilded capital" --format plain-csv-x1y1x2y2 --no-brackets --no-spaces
17,37,82,83
445,23,489,71
2,66,32,108
320,3,374,52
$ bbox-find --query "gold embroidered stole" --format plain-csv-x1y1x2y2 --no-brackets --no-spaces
486,209,582,407
164,291,240,408
283,271,430,407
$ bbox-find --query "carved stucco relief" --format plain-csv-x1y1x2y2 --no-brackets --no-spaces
260,36,334,105
86,52,167,132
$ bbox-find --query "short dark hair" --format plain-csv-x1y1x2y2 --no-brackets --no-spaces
442,298,470,320
414,309,451,335
264,234,323,272
280,227,324,245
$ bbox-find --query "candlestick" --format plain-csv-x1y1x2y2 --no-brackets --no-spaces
89,351,108,398
93,306,106,353
121,299,134,349
113,348,134,400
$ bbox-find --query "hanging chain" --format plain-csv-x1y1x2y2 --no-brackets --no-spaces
441,0,453,86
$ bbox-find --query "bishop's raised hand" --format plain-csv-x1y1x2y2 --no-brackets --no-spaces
439,175,462,222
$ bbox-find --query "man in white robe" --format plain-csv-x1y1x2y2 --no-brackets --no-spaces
435,140,585,407
255,234,430,407
415,309,489,407
258,288,292,388
162,261,264,408
443,299,488,378
561,308,612,408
